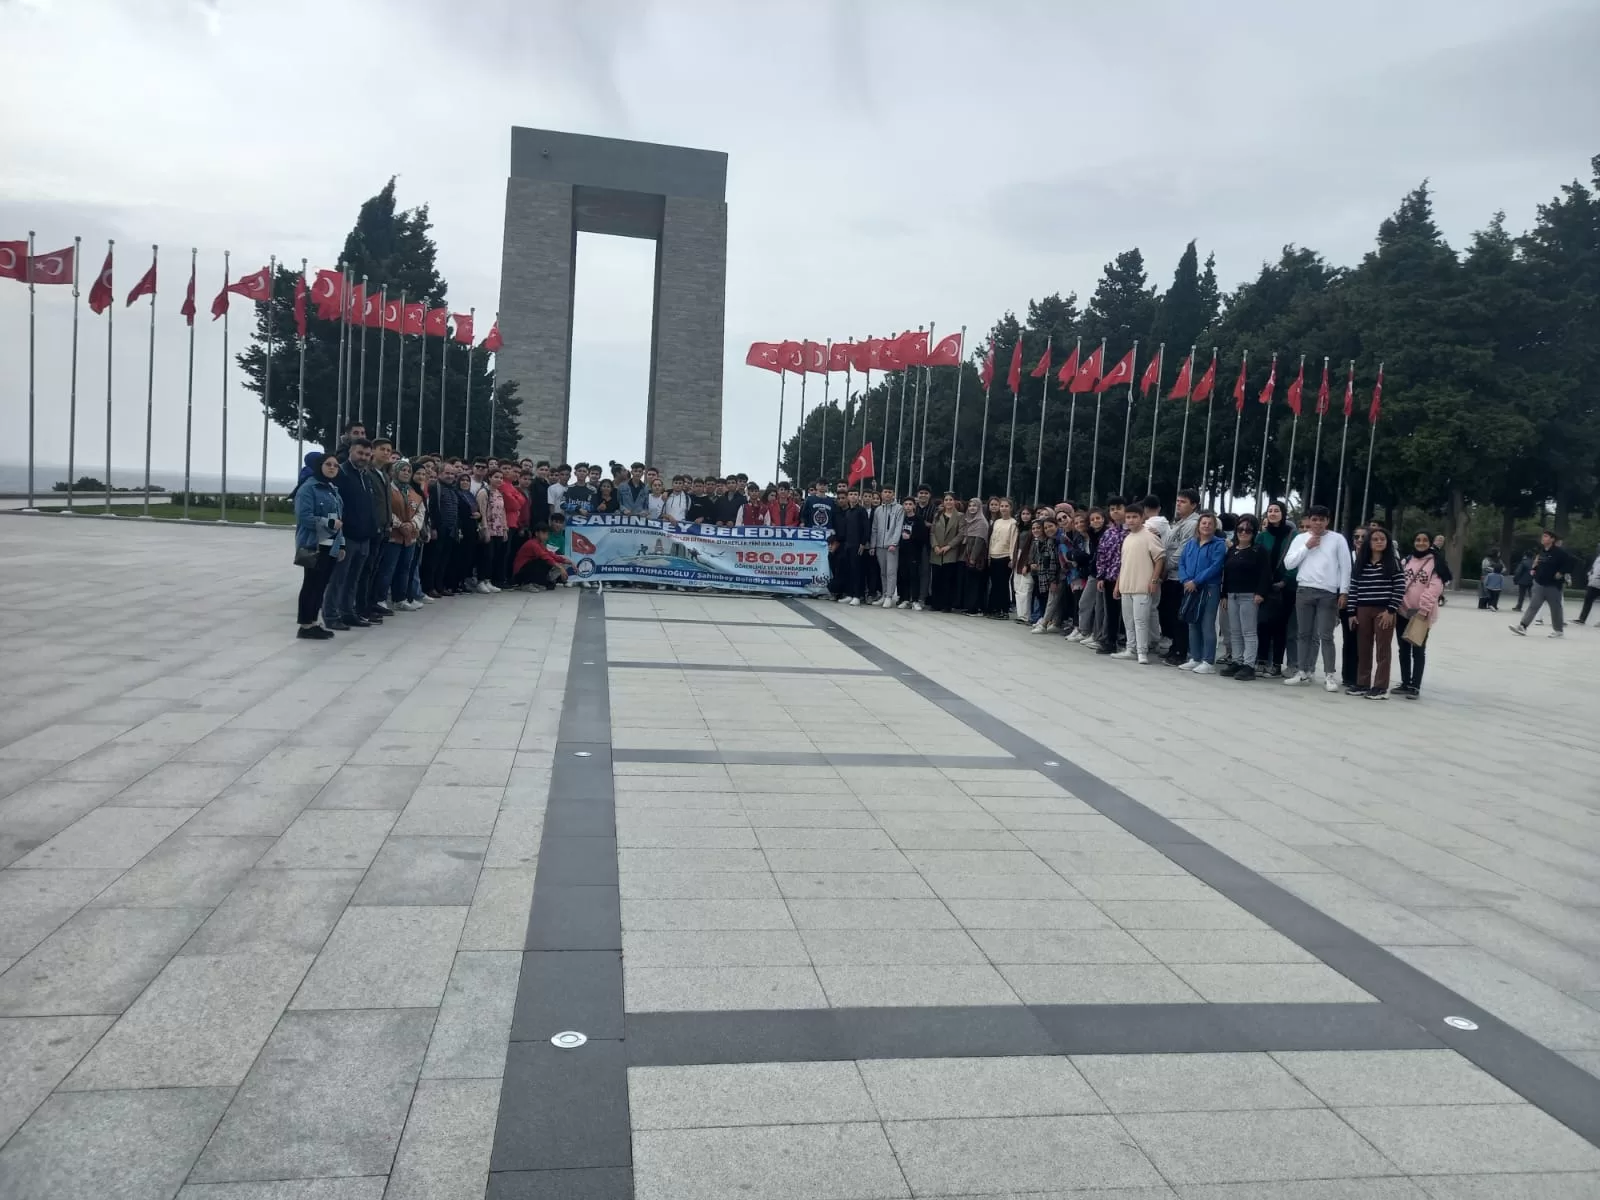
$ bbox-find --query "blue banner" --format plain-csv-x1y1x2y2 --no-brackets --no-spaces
565,516,831,594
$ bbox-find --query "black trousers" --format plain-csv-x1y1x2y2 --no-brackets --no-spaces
897,546,924,604
1098,582,1124,650
863,553,882,598
488,537,509,586
833,547,864,598
297,548,336,625
1261,586,1295,667
1397,638,1427,689
986,559,1012,614
1579,587,1600,624
931,561,960,611
1342,615,1359,685
1159,579,1188,658
961,563,987,613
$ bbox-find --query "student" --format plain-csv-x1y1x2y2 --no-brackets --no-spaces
293,452,344,639
1219,514,1271,680
768,482,802,527
424,461,460,598
712,479,744,527
1397,531,1445,698
547,464,570,515
481,468,510,590
1511,530,1575,638
1112,504,1164,663
383,460,424,608
871,488,905,608
663,476,691,522
1282,505,1350,691
563,467,596,518
896,497,927,610
914,485,938,606
1094,497,1128,655
833,489,870,604
1579,542,1600,625
1344,526,1406,698
984,499,1018,618
1029,516,1062,630
1156,490,1200,665
1177,510,1225,673
1066,510,1104,643
736,484,769,526
593,478,620,514
1011,513,1035,624
959,498,990,616
799,480,836,530
619,463,651,516
1255,501,1298,676
929,494,964,612
511,524,571,589
325,438,379,628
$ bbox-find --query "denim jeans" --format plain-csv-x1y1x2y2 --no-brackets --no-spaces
322,537,369,622
409,544,425,601
1224,593,1260,665
356,536,385,612
378,541,404,604
1185,583,1221,663
385,543,417,603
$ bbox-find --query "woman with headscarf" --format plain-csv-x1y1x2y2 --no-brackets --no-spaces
1255,501,1298,677
293,451,344,639
381,459,423,610
959,497,990,616
1397,530,1445,698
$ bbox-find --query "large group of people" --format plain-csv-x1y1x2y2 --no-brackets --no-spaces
290,423,1593,703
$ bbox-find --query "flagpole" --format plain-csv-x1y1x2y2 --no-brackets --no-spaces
1005,334,1026,500
880,346,894,488
375,287,387,442
1087,338,1107,505
102,240,115,513
220,250,230,522
333,262,347,434
438,315,448,453
1308,356,1329,506
796,366,808,487
773,369,787,483
357,274,369,424
946,326,966,495
976,370,992,497
1334,361,1353,524
416,303,427,454
1199,351,1218,507
296,258,308,471
902,342,918,492
141,245,158,517
462,307,475,458
918,320,935,486
1225,350,1245,516
1282,353,1304,509
24,231,37,512
1253,352,1277,517
182,248,196,520
1359,362,1381,527
66,236,81,513
1118,339,1139,496
819,340,831,488
895,341,913,494
394,292,406,454
1145,343,1165,494
342,268,354,432
1030,335,1052,507
1063,394,1078,503
839,357,852,480
258,255,276,524
1174,345,1197,501
487,315,496,459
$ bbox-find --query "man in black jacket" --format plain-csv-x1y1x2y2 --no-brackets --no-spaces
1512,530,1575,638
324,439,377,629
832,489,870,604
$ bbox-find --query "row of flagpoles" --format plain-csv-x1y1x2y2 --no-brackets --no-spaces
748,329,1387,524
3,234,505,518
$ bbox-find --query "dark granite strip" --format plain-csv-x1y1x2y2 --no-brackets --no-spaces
606,614,814,628
608,659,883,675
786,599,1600,1150
612,747,1023,770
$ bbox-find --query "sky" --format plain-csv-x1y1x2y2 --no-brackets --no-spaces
2,0,1597,488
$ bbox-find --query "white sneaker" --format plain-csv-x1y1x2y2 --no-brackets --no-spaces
912,602,923,612
1066,630,1083,643
1029,622,1045,634
1137,653,1150,664
1548,630,1564,638
419,595,434,604
1283,671,1304,685
849,597,861,606
1178,660,1197,671
1111,649,1134,660
1324,673,1340,692
1193,662,1215,675
897,601,911,609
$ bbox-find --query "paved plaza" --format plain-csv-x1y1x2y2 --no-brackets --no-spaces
0,515,1598,1199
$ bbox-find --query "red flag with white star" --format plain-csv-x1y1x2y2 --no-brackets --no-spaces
87,248,114,314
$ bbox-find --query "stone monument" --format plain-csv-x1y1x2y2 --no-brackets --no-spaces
497,127,728,475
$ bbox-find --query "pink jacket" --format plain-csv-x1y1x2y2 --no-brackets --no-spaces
1402,553,1444,619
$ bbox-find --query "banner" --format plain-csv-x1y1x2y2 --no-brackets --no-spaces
566,516,831,594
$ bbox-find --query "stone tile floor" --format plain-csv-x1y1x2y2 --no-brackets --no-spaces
0,516,1598,1199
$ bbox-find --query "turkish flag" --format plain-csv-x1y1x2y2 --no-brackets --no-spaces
1005,340,1023,393
1232,356,1249,412
978,340,995,390
1369,366,1383,424
847,442,875,487
777,340,804,372
746,342,783,372
210,276,229,320
87,249,114,315
1257,357,1278,407
881,334,905,371
403,303,426,336
1055,345,1080,386
1315,361,1330,416
1069,345,1103,394
362,290,383,329
180,261,197,326
381,296,403,332
1139,351,1162,397
1167,353,1193,400
802,340,827,373
1095,347,1135,394
828,341,854,371
1030,343,1052,380
482,320,502,351
29,245,75,286
424,306,450,337
0,240,26,281
896,330,929,367
346,283,365,325
312,269,344,320
1191,355,1217,403
451,312,474,344
1285,361,1305,415
1342,363,1355,418
927,331,962,367
126,259,156,307
293,273,307,337
228,266,271,302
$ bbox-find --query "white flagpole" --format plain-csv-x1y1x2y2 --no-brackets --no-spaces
917,320,935,486
1118,340,1139,496
976,357,992,496
773,368,787,483
141,245,158,517
462,307,475,458
796,365,808,487
881,341,895,487
1359,362,1381,527
1283,353,1305,508
1174,345,1198,501
1200,350,1220,505
416,304,427,454
220,250,230,522
24,231,38,512
1029,335,1052,506
341,268,354,432
1308,356,1329,506
66,236,81,513
1334,361,1354,523
819,340,832,488
487,313,497,458
296,258,308,471
258,255,276,524
841,356,855,481
1088,338,1107,505
1062,394,1078,502
102,239,115,513
946,326,966,495
357,274,369,424
438,315,448,453
1145,342,1165,494
394,292,406,454
333,262,347,434
894,337,914,493
182,248,196,520
1225,351,1247,515
375,287,387,441
1254,352,1277,517
1005,334,1026,499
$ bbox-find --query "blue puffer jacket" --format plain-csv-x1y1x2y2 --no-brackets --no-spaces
1178,534,1225,587
295,477,345,555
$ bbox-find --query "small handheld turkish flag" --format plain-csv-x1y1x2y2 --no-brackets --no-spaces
1006,341,1023,393
451,312,474,344
482,321,502,352
1140,348,1162,397
424,306,449,337
28,245,75,285
180,260,197,326
87,248,114,315
802,340,827,373
927,332,962,367
848,442,875,487
1095,347,1135,394
0,240,26,282
293,272,307,337
126,254,157,308
403,303,426,336
828,341,854,371
746,342,782,372
1167,353,1193,400
228,266,271,302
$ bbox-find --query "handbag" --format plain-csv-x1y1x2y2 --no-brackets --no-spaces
1179,588,1205,625
1403,612,1431,647
293,544,320,568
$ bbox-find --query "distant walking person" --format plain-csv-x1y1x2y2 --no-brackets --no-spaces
1576,541,1600,626
1511,530,1575,638
1512,552,1533,610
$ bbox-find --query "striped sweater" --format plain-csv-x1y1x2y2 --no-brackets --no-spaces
1344,556,1407,614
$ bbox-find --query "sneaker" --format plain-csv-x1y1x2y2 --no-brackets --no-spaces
346,615,371,628
1283,671,1305,685
326,619,351,631
849,597,861,606
1178,660,1197,672
421,594,436,603
296,626,332,640
1193,662,1215,675
1366,687,1389,700
1137,653,1151,664
1266,663,1282,678
912,603,923,612
1548,630,1564,638
1029,622,1046,634
371,603,394,617
897,601,911,610
1509,624,1526,636
1066,630,1083,643
1324,673,1340,692
1111,649,1135,660
1233,665,1256,681
1218,662,1239,677
1344,684,1366,696
1403,687,1420,700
